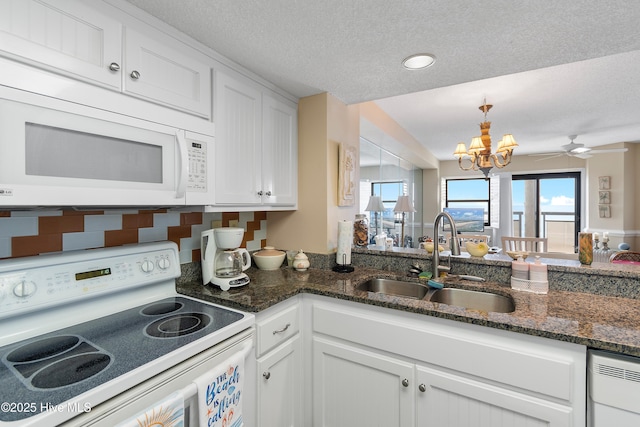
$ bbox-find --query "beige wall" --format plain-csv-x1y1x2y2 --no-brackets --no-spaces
359,101,439,170
268,93,360,254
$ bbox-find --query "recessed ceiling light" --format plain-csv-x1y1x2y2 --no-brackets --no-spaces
402,53,436,70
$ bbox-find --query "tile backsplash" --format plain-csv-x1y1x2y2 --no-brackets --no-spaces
0,209,267,263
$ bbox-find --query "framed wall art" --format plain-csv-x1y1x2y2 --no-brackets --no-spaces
337,143,356,206
598,176,610,190
599,204,611,218
599,191,610,204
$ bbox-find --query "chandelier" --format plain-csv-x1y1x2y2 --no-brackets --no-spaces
453,100,518,179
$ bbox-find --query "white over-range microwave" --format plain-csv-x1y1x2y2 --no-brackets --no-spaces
0,91,214,207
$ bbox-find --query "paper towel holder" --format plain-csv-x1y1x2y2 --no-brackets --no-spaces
333,253,355,273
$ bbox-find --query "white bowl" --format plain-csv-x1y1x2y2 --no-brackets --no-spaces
253,246,286,270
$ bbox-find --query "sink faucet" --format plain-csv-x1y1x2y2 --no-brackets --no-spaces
432,211,461,277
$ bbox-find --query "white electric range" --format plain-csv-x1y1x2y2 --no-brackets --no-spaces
0,241,255,426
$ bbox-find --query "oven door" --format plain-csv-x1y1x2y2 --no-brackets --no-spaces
0,96,189,207
61,329,256,427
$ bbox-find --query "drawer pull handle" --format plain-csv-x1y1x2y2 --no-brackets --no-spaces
273,323,291,335
263,371,271,380
418,384,426,392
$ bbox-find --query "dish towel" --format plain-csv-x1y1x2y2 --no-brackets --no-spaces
194,352,244,427
115,391,184,427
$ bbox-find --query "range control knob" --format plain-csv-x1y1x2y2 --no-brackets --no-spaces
157,257,171,270
13,280,37,298
141,260,155,273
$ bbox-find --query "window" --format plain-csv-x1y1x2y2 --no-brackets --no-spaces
445,178,490,225
511,172,581,252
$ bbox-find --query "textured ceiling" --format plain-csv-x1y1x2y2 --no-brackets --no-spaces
123,0,640,161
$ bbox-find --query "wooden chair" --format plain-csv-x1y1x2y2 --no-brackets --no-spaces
609,251,640,263
501,236,548,253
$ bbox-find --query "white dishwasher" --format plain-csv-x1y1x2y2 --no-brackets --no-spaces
588,350,640,426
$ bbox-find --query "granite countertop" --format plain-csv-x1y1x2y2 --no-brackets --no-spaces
177,264,640,357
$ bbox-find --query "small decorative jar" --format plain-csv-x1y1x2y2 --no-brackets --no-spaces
293,250,310,271
353,214,369,247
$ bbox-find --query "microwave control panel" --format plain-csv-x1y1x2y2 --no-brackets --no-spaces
187,139,207,192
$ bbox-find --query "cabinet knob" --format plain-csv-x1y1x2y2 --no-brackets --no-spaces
108,62,120,72
263,371,271,380
402,378,409,387
257,191,263,196
418,384,426,392
130,70,141,80
265,191,272,196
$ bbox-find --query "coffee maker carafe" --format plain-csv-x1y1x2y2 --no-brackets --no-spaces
201,228,251,290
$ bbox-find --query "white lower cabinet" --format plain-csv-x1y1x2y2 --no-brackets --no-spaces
255,299,302,427
313,337,415,427
257,335,302,427
416,364,572,426
308,295,586,427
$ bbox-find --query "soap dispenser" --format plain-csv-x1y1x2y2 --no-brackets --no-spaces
529,256,548,282
512,255,529,280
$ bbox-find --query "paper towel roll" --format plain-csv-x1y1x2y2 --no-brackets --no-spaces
337,220,352,265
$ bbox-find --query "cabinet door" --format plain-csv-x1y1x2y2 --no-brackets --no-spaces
0,0,122,89
262,94,297,206
257,335,302,427
124,28,211,118
313,337,414,427
214,71,263,205
416,365,572,427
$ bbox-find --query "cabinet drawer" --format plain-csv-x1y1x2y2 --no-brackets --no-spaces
256,304,299,356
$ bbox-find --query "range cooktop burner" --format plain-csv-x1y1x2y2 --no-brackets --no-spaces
145,312,212,338
32,353,111,389
141,301,184,316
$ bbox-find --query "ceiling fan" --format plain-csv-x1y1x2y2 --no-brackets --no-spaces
531,135,628,160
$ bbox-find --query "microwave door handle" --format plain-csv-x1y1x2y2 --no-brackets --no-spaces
175,130,188,199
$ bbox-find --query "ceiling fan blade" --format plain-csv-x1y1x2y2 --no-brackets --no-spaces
533,153,565,161
528,152,563,157
588,148,629,154
573,153,593,159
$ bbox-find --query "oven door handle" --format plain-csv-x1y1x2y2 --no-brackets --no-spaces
181,339,253,400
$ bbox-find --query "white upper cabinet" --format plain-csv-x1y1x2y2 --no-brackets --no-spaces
0,0,122,89
214,71,263,205
262,94,298,206
123,27,211,117
0,0,211,119
213,68,297,209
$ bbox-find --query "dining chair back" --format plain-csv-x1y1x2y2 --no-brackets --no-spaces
609,251,640,263
501,236,548,253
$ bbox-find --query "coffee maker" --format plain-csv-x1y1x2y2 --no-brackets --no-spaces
201,228,251,291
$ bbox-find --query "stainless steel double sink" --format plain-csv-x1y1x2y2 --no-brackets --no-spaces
356,278,515,313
